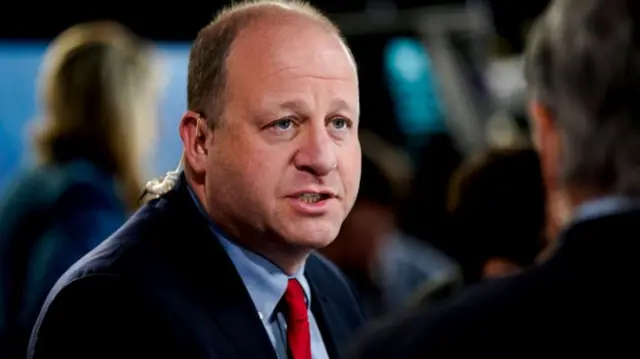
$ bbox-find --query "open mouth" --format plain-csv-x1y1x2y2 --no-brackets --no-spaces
296,193,332,204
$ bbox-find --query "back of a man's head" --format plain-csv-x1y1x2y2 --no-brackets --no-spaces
187,0,341,128
526,0,640,195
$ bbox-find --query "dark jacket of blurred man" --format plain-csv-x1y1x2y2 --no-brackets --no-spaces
27,2,366,359
348,0,640,357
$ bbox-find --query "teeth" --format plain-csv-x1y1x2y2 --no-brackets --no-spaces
298,193,322,203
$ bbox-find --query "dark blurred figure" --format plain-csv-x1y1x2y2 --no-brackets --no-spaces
443,147,545,285
348,0,640,357
0,22,157,359
346,31,412,149
322,131,460,318
399,133,463,251
408,146,544,307
321,154,396,317
488,0,550,54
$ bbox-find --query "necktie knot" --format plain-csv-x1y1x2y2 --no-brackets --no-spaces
284,278,308,322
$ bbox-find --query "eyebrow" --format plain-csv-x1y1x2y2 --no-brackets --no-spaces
277,98,357,116
277,99,307,113
329,98,356,115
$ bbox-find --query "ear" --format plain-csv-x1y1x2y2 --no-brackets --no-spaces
528,100,555,151
529,100,562,180
179,110,211,175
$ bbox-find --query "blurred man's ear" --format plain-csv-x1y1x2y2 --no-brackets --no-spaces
179,111,210,175
529,101,555,151
530,100,571,242
529,100,562,182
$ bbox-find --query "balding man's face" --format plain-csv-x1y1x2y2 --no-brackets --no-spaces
204,19,361,251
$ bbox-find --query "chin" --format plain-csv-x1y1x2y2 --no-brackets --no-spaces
279,219,341,249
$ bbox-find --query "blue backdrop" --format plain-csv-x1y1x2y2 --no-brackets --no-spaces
384,37,447,146
0,42,190,193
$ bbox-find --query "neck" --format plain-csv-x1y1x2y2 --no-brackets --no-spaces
565,186,611,212
250,243,309,276
185,175,309,276
548,186,611,233
217,218,311,276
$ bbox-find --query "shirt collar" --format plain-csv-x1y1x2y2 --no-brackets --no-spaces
185,183,312,322
572,195,640,224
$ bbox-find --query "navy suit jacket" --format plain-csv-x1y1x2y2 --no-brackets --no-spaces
28,174,366,359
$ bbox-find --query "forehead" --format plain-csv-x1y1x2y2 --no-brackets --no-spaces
224,16,358,108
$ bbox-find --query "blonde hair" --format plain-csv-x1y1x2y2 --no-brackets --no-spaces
35,21,156,212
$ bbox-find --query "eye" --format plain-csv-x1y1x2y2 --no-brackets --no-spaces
329,117,351,130
270,118,296,131
264,117,300,139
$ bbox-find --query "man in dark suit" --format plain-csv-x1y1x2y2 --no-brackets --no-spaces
348,0,640,357
28,1,365,359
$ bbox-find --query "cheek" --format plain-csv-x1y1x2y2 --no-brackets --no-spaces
207,138,251,192
246,159,274,194
340,152,362,200
237,146,285,200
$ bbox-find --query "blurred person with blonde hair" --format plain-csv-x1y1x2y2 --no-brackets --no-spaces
0,21,157,359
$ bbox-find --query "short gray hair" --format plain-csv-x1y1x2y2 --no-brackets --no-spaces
525,0,640,195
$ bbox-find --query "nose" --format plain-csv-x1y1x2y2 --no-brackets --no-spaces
293,123,337,177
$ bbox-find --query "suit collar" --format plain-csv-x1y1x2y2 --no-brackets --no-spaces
555,204,640,265
217,234,311,321
163,174,353,359
306,255,358,359
184,180,312,322
161,174,278,359
571,195,640,225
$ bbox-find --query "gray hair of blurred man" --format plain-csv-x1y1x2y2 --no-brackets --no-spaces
525,0,640,198
36,21,159,212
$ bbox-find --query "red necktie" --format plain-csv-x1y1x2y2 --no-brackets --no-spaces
284,278,311,359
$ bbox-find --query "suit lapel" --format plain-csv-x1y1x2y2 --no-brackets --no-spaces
164,175,277,359
311,291,344,359
306,256,352,359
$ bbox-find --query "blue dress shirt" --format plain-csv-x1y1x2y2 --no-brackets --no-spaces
187,186,330,359
572,195,640,224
